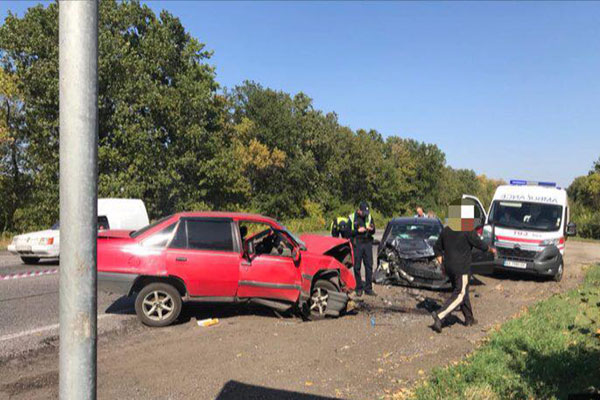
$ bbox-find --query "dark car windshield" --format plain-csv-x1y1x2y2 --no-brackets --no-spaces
389,221,442,241
130,215,173,238
488,201,563,232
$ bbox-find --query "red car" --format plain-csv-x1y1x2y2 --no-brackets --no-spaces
98,212,356,326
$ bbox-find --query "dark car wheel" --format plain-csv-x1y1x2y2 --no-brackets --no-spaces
21,257,40,265
308,279,338,321
134,282,182,327
552,262,564,282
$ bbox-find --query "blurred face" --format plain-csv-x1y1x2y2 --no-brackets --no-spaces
447,204,475,231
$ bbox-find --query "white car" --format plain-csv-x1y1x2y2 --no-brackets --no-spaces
8,198,149,264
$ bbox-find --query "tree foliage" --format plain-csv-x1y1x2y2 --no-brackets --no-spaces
568,161,600,238
0,1,505,233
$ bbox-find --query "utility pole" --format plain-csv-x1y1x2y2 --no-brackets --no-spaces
58,1,98,399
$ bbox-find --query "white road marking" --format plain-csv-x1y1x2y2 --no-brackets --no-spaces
0,268,58,281
0,313,115,343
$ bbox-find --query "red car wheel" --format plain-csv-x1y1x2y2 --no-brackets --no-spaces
134,282,182,327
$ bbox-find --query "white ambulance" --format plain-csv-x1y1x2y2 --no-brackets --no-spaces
8,198,149,265
474,180,577,281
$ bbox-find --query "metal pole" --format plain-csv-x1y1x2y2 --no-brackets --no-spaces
59,1,98,399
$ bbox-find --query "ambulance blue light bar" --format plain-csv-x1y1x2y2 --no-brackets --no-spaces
510,180,557,187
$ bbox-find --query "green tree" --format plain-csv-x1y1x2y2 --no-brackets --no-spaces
0,1,225,228
0,67,28,231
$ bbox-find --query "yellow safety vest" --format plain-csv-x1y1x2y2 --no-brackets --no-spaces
349,212,372,231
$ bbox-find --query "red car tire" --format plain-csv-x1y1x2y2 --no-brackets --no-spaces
134,282,182,327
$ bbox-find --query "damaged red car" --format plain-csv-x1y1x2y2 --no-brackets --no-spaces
97,212,355,326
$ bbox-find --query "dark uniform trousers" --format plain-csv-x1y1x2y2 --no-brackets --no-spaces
353,241,373,291
437,269,473,321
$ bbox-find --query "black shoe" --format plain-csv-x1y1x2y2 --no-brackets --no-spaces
364,289,377,297
356,289,364,297
431,312,443,333
464,318,478,327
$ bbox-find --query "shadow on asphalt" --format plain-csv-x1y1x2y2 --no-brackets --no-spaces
177,303,287,325
104,296,135,314
484,270,550,283
215,381,341,400
104,297,292,325
29,259,59,266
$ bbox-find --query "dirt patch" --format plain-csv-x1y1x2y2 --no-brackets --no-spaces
0,241,597,400
1,370,58,398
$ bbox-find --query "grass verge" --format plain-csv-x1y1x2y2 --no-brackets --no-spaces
409,264,600,400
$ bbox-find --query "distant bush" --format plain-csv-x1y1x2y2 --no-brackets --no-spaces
568,160,600,240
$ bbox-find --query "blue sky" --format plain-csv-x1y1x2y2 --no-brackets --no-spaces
2,1,599,187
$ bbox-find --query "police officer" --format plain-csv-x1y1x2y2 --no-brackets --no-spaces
350,201,376,297
330,216,351,239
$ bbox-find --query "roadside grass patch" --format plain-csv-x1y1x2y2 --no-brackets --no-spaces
411,265,600,400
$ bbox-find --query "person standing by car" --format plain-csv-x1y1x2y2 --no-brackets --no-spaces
349,201,376,297
430,199,496,333
415,207,425,218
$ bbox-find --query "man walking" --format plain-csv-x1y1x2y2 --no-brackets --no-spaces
431,199,496,332
350,201,376,297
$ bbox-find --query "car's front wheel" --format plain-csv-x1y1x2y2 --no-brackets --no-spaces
552,262,564,282
307,279,338,321
134,282,182,327
21,257,40,265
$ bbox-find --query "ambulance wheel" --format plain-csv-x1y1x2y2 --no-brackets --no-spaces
552,262,563,282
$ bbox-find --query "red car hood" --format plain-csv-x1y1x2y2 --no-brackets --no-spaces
98,229,135,239
299,234,350,254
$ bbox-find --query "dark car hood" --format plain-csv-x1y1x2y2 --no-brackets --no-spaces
389,237,435,259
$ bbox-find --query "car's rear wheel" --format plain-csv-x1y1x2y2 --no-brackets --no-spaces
21,257,40,265
134,283,182,327
308,279,338,321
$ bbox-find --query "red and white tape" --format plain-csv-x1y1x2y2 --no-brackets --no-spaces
0,269,58,281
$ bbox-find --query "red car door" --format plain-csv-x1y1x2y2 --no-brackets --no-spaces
237,228,301,302
166,217,240,298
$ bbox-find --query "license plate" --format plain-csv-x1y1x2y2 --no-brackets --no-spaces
504,260,527,269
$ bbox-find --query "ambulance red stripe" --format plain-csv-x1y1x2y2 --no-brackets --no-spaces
495,235,543,244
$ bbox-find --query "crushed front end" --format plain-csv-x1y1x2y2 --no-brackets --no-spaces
375,237,450,290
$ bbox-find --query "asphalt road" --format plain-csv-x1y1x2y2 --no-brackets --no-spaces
0,252,140,359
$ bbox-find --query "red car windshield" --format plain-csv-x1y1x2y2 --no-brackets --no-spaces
130,215,173,238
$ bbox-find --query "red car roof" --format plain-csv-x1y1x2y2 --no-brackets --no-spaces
174,211,281,226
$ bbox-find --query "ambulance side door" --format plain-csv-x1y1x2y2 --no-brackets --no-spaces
462,194,494,268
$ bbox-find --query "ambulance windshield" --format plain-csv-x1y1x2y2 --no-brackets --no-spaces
488,201,563,232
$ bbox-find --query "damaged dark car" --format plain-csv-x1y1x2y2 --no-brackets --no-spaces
374,217,450,289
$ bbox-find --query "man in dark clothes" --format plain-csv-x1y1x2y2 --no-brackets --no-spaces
350,201,376,297
431,200,496,333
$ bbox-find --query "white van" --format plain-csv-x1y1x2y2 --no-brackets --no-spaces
469,180,577,281
8,198,149,264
